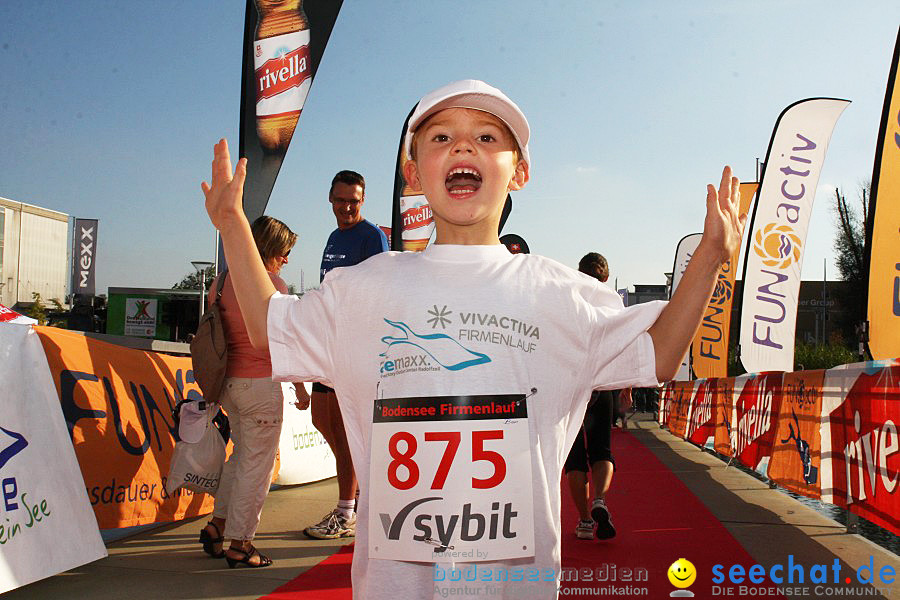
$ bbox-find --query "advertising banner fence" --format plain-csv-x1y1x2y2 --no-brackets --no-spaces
34,327,216,528
0,325,106,594
660,359,900,537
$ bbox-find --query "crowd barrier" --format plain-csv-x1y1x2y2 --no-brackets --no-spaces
0,324,336,593
659,359,900,537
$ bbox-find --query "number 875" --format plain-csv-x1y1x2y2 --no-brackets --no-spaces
387,430,506,491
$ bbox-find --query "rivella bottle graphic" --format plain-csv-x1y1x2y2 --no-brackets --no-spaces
253,0,311,154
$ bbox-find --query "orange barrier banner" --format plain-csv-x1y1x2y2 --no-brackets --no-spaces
732,372,783,473
768,369,825,499
34,327,215,528
692,182,758,379
825,362,900,535
712,377,736,457
663,359,900,537
666,380,696,439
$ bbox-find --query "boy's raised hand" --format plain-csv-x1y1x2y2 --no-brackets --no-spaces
701,166,747,264
201,139,248,232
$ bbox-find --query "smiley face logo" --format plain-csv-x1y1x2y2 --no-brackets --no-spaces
668,558,696,589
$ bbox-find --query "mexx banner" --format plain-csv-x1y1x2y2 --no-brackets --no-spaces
34,327,216,529
865,27,900,361
740,99,850,373
72,218,98,297
0,325,106,594
670,233,702,380
692,183,758,379
238,0,343,222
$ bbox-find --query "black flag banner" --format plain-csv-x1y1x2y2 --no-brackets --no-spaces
239,0,343,223
72,218,98,297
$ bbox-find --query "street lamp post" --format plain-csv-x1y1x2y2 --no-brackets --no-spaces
191,260,214,325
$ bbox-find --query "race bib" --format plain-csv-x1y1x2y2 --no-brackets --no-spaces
369,394,535,563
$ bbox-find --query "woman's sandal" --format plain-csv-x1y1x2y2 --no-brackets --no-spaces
225,545,273,569
198,521,225,559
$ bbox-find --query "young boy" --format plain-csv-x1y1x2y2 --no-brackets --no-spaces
202,80,744,599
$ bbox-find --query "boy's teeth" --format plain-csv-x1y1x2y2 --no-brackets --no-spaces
445,166,482,195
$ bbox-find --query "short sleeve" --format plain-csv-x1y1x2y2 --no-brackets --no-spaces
579,281,666,389
267,285,337,385
363,225,389,260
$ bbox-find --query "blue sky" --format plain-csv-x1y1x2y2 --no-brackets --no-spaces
1,2,898,295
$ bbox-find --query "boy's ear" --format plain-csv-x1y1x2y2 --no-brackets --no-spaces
403,160,423,193
508,159,530,191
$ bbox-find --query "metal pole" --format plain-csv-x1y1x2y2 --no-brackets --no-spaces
199,269,206,322
822,258,827,344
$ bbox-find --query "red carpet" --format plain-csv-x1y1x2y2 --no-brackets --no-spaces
261,544,353,600
559,427,785,598
263,428,785,599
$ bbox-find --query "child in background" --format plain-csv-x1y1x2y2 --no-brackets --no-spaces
201,79,745,599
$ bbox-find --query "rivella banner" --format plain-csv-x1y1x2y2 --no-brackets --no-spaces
662,359,900,537
865,27,900,361
34,327,216,528
390,106,435,252
692,182,758,379
739,99,850,373
238,0,343,223
72,218,98,297
0,325,106,594
822,361,900,535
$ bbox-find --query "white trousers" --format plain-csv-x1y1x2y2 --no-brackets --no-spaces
212,377,283,541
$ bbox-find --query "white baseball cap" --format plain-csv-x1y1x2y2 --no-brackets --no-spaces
404,79,530,168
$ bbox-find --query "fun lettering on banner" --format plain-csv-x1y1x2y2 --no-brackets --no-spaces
768,369,825,499
34,327,217,528
739,98,849,373
822,361,900,535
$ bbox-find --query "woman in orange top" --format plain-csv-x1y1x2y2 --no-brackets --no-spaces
199,216,296,568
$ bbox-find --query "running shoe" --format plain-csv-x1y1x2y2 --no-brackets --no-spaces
575,519,595,540
591,497,616,540
304,509,357,539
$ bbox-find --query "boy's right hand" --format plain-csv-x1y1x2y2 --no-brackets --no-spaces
201,139,247,232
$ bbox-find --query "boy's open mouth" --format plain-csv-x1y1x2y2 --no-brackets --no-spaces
445,167,482,196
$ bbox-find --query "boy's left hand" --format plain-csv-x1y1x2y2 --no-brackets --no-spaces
701,166,747,264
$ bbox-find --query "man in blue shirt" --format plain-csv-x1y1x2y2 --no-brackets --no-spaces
305,170,388,539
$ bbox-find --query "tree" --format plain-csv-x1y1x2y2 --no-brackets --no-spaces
172,265,217,291
832,182,869,345
27,292,47,325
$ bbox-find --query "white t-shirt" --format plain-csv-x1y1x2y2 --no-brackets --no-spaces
269,244,664,599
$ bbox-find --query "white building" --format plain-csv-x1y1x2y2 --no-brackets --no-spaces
0,197,69,308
